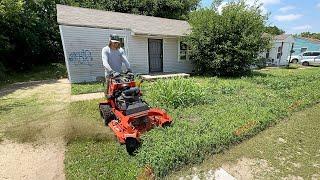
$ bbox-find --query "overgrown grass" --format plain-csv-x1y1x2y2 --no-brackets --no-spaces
71,82,105,95
0,63,67,88
169,103,320,179
65,67,320,179
144,77,209,108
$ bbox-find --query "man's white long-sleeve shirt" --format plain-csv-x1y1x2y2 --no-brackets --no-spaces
101,46,130,75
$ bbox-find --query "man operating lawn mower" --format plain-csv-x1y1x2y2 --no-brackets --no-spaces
102,34,132,95
99,34,172,154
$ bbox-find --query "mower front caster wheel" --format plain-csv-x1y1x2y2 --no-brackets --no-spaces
125,137,140,155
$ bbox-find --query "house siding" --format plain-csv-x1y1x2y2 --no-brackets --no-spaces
60,25,193,83
263,36,295,66
127,36,149,74
268,42,294,66
59,25,131,83
293,37,320,54
163,38,193,73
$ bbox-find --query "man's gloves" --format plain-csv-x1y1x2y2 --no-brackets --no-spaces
109,69,133,78
109,71,120,78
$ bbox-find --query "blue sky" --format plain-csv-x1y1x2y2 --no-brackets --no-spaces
200,0,320,34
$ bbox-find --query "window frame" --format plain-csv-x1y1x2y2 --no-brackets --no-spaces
178,39,189,62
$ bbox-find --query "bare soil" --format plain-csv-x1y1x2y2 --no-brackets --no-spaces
0,140,65,180
0,79,70,180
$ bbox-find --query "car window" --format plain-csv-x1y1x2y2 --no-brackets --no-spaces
303,52,312,56
312,52,320,56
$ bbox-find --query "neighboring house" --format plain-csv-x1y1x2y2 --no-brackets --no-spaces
262,34,295,66
292,37,320,55
57,4,193,83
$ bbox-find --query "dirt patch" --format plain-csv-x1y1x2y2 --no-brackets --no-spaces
0,140,65,180
0,79,71,180
222,157,276,179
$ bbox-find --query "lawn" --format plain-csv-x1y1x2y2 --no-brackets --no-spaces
0,63,67,88
169,103,320,179
65,67,320,179
71,82,105,95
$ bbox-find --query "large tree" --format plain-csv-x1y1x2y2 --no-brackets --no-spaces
186,0,271,76
265,25,285,35
0,0,200,72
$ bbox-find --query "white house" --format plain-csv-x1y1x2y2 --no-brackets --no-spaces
57,4,193,83
263,34,295,66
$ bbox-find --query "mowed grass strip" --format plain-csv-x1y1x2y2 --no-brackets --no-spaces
71,82,105,95
65,67,320,179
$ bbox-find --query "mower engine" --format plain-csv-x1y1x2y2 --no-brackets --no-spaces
115,87,150,115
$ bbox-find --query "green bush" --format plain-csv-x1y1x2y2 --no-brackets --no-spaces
187,1,271,76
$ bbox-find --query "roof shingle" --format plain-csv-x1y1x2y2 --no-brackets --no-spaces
56,4,190,36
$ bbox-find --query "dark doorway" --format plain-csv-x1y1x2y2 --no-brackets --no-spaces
148,39,163,73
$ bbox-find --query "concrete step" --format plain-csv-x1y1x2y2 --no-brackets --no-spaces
140,73,190,81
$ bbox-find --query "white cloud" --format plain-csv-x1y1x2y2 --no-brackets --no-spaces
279,5,295,13
293,25,312,31
218,0,268,14
274,14,302,21
246,0,280,6
217,0,282,15
260,0,281,5
217,2,228,14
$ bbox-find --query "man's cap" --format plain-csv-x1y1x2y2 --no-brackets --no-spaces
110,34,120,43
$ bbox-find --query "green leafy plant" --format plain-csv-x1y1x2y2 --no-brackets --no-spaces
187,1,271,76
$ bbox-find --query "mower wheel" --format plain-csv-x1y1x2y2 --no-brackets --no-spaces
125,137,140,155
162,121,172,128
100,105,115,126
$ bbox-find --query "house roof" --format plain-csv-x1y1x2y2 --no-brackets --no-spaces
56,4,190,37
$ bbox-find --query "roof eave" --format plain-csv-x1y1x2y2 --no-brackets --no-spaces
132,32,189,37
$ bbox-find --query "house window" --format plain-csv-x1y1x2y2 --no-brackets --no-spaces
301,47,307,53
118,37,126,51
266,51,270,59
179,41,189,61
277,46,282,59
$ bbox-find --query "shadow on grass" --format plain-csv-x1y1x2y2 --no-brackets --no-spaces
0,80,61,98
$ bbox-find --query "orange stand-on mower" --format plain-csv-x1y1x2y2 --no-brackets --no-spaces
99,73,172,154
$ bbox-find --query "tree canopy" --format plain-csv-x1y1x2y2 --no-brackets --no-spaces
187,0,271,76
300,32,320,40
0,0,200,73
265,25,285,35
